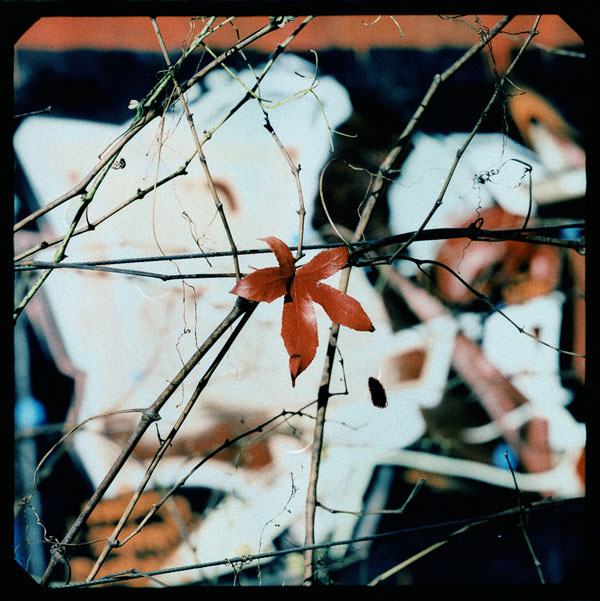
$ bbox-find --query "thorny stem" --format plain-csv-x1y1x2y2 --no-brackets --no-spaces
40,297,253,586
302,14,515,585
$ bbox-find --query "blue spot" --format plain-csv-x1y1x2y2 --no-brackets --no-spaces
559,227,582,240
492,442,519,470
15,395,46,429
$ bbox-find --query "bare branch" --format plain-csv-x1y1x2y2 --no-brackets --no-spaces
55,497,582,588
390,15,542,262
151,17,242,280
302,14,517,585
13,18,282,233
40,297,254,586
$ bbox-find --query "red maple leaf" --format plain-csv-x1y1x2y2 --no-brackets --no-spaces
231,237,375,386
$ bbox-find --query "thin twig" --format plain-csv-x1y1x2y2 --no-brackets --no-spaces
389,15,541,262
13,17,313,264
14,153,196,262
371,257,584,359
368,522,476,585
72,19,319,581
14,105,52,119
505,452,546,583
201,16,314,259
55,496,582,588
15,260,196,280
151,17,242,280
14,17,224,230
15,220,584,284
318,158,352,247
15,18,286,328
367,453,547,586
262,112,307,260
191,16,314,151
14,20,315,263
13,150,120,323
14,110,147,234
128,568,170,588
18,408,149,506
317,477,425,516
361,15,514,244
115,402,316,552
13,18,281,233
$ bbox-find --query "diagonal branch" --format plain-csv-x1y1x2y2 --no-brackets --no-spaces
113,401,316,553
389,15,542,262
13,150,120,323
262,111,307,260
302,14,516,585
39,297,254,586
348,15,515,250
84,297,258,581
40,17,316,585
151,17,241,280
13,17,282,233
14,153,196,262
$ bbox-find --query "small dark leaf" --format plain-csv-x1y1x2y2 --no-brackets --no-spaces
368,377,387,408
